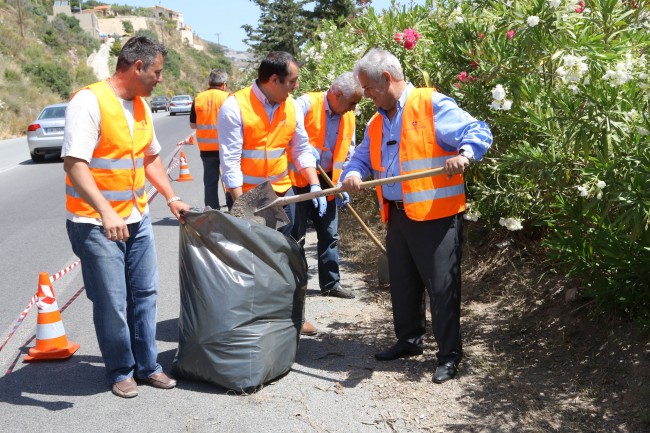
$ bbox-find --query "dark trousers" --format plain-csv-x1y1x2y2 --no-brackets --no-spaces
200,151,222,210
386,206,463,364
290,178,340,291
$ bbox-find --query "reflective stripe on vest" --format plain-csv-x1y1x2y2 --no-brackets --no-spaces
194,88,229,152
368,88,466,223
288,92,355,192
65,80,151,218
234,87,295,194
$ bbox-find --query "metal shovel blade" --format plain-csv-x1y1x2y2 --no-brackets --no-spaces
230,181,290,229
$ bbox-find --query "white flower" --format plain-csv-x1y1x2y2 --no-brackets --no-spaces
557,54,588,84
490,100,502,110
596,180,606,189
499,217,523,231
638,127,650,136
567,84,580,94
527,16,540,27
548,0,561,7
319,32,326,40
596,191,603,200
577,185,589,197
492,84,506,101
464,209,482,222
501,100,513,110
602,61,633,87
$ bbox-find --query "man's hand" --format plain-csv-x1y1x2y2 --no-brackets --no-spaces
341,175,362,192
100,208,130,242
444,154,470,176
310,184,327,217
169,200,190,224
335,192,350,208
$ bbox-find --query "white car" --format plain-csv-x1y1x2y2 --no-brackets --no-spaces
26,103,68,162
169,95,192,116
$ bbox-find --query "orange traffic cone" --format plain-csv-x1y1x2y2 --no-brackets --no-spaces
178,135,195,146
177,151,193,182
24,272,80,362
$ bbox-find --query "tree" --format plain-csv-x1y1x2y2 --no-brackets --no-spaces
122,20,134,35
311,0,358,22
243,0,365,58
242,0,311,57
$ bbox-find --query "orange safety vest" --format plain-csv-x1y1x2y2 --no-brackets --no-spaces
234,87,295,194
65,80,152,218
368,88,466,223
288,92,355,195
194,88,229,152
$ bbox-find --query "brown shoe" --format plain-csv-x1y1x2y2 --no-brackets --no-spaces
301,321,318,336
139,372,177,389
112,377,138,398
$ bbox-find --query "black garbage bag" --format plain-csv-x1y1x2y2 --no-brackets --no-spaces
172,209,307,392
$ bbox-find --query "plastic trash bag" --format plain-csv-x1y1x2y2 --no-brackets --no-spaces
172,209,307,392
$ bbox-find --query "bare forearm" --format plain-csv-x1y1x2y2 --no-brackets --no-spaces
144,154,176,201
300,167,320,186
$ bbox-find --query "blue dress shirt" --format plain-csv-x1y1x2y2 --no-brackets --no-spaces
341,84,493,201
294,91,356,173
217,81,315,189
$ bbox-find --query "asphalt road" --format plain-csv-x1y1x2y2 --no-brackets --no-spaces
0,112,392,433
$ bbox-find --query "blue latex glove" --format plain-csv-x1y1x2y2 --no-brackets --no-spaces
311,146,321,165
310,184,327,217
335,191,350,208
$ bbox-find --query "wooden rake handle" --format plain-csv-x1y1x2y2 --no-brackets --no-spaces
316,165,387,255
276,166,447,207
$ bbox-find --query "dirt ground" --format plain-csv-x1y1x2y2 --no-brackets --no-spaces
335,190,650,433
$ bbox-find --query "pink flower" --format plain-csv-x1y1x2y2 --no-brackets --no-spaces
506,29,516,40
478,33,485,40
575,1,585,12
403,40,416,50
471,60,479,70
396,28,422,50
457,71,468,81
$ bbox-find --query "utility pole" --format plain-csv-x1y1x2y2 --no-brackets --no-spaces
17,0,25,38
216,33,221,47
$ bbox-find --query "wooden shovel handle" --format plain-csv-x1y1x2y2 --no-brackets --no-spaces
316,165,387,255
277,167,447,207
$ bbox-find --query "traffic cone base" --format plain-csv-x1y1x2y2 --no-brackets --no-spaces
177,151,193,182
24,272,80,362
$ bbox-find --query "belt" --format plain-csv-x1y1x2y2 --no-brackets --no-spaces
388,200,405,210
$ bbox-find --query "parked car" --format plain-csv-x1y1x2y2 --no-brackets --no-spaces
169,95,192,116
150,95,169,112
26,103,68,162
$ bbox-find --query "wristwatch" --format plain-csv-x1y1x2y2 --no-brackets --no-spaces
459,149,474,161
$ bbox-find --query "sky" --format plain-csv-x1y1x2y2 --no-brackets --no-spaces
116,0,427,52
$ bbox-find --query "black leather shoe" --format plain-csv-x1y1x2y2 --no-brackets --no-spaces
322,287,355,299
433,361,458,384
374,341,423,361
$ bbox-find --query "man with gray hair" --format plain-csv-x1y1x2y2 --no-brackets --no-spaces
191,68,231,210
289,72,362,308
341,48,493,383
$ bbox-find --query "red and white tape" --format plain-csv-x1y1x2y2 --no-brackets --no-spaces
1,134,193,359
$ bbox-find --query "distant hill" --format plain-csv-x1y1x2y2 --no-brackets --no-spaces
0,1,238,139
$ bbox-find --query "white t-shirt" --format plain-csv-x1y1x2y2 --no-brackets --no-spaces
62,89,161,225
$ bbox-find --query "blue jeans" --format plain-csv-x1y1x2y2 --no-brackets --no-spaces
290,184,340,291
66,213,162,384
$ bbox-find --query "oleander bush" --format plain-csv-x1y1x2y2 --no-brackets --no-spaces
298,0,650,324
